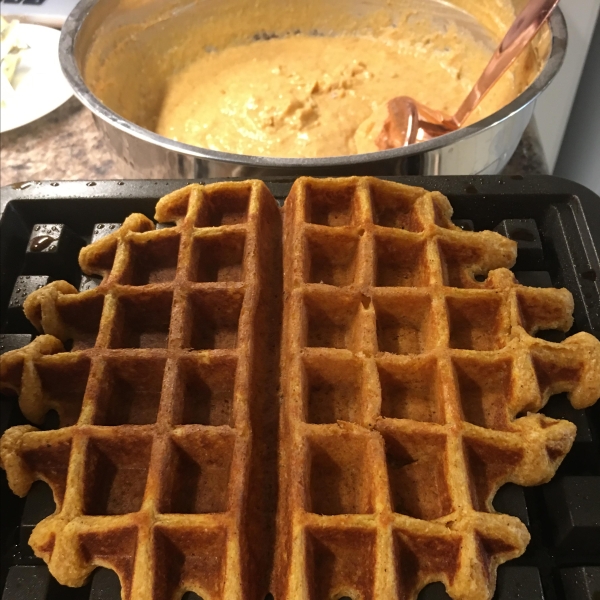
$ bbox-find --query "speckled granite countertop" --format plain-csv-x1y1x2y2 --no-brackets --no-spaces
0,97,548,186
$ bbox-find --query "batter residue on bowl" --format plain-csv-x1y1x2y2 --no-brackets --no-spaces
155,17,536,158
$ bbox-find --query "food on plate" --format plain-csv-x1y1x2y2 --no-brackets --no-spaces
1,178,599,600
0,16,27,108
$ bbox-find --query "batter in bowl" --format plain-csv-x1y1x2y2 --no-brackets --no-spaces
155,17,536,157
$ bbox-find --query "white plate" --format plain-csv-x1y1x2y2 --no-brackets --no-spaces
0,23,73,133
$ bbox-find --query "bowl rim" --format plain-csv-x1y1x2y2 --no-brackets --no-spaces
59,0,567,168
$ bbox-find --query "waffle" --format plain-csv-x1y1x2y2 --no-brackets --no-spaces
0,180,283,600
1,177,600,600
273,176,600,600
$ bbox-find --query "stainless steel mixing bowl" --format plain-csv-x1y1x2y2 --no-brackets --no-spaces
59,0,566,178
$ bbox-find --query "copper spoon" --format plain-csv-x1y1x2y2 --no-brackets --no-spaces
375,0,559,149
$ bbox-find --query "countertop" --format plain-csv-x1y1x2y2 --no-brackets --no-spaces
0,97,549,186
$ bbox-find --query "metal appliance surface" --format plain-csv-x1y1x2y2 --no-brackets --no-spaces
59,0,567,178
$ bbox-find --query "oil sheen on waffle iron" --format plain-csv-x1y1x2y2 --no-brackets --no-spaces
0,177,599,600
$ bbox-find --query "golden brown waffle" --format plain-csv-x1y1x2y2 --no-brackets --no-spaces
1,177,600,600
0,181,283,600
273,177,600,600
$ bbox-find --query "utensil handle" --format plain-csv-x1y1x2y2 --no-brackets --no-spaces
454,0,559,126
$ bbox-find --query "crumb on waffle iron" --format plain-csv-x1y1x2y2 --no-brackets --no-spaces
0,176,599,600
